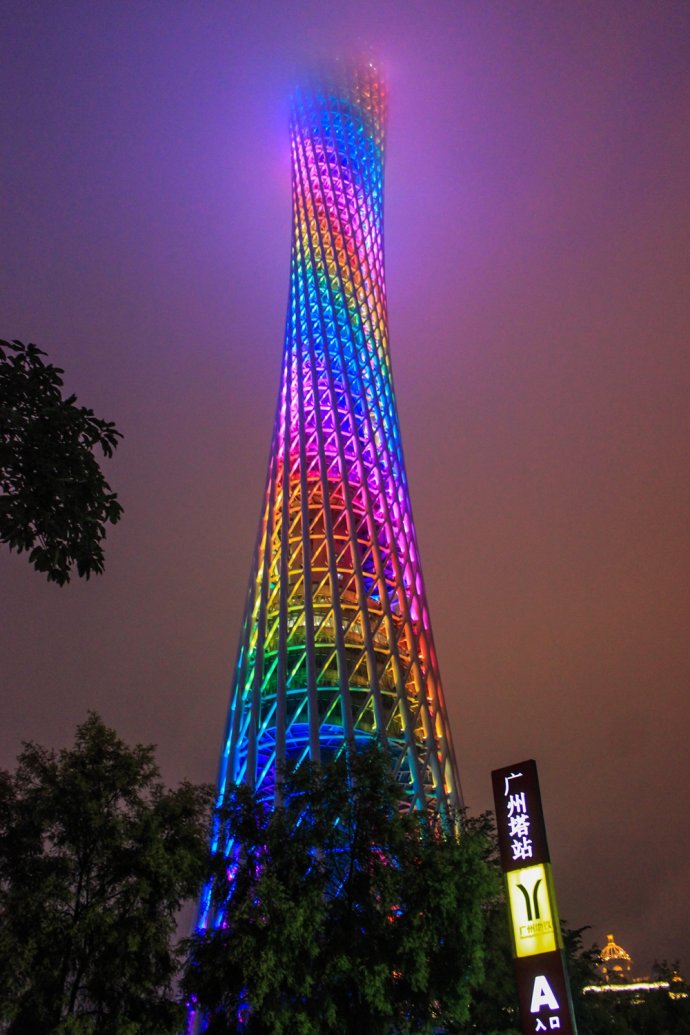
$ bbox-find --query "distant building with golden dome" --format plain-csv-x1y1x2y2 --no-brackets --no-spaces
583,931,687,1003
599,933,633,982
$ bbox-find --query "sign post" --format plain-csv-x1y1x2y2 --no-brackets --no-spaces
491,759,578,1034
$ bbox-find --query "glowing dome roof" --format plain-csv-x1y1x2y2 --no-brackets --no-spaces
601,933,632,964
600,935,633,972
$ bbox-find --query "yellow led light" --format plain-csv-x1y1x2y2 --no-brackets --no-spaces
506,863,557,958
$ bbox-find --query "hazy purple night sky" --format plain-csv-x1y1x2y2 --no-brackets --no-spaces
2,1,689,973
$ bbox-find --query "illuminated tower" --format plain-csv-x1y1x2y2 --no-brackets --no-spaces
201,63,461,927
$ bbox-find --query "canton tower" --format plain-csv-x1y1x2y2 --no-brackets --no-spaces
201,63,462,927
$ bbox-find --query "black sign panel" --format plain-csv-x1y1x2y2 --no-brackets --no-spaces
491,759,550,873
514,954,577,1035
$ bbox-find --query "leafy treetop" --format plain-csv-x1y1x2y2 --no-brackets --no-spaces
0,338,123,584
0,714,213,1034
183,747,498,1035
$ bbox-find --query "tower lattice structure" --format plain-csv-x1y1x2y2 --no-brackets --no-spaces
201,63,461,929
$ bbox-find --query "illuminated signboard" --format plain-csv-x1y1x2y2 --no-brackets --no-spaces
492,760,579,1035
506,863,556,957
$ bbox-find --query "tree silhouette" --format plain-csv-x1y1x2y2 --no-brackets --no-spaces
183,748,498,1034
0,715,213,1033
0,339,122,584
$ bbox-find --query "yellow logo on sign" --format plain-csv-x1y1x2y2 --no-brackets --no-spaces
506,864,556,957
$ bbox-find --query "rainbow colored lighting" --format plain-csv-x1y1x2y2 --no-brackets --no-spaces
201,63,461,929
